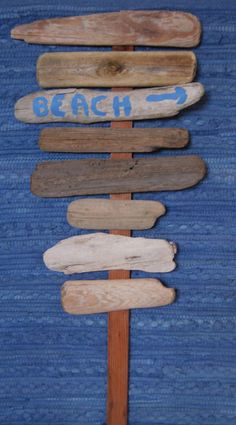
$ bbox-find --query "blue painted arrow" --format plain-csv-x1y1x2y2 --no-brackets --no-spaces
146,87,187,105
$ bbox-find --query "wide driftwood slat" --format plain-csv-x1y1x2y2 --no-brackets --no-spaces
61,279,176,315
11,11,201,47
39,128,189,153
30,155,206,198
43,233,177,274
14,83,204,124
37,51,197,88
67,199,166,230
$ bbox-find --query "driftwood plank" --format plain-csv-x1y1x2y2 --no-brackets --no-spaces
43,233,177,274
61,279,176,315
14,83,204,124
67,199,166,230
37,51,197,88
11,11,201,47
39,128,189,153
31,155,206,197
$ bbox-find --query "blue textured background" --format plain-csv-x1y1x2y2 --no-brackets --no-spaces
0,1,236,424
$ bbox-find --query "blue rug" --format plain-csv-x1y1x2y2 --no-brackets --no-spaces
0,1,235,424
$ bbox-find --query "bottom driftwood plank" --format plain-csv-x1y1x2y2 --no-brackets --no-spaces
61,279,176,315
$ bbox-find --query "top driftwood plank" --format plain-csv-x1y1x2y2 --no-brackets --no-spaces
37,51,197,88
11,11,201,47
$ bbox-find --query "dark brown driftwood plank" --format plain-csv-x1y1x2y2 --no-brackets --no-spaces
37,51,196,88
11,11,201,47
39,128,189,153
30,156,206,198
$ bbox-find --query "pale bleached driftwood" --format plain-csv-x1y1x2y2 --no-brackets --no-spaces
37,51,196,88
39,127,189,153
31,155,206,197
67,199,166,230
43,233,177,274
11,11,201,47
61,279,176,315
14,83,204,124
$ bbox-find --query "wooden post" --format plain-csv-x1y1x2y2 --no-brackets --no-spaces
107,45,133,425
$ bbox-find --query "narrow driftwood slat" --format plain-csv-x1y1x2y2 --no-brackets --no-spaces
39,128,189,153
37,51,197,88
11,11,201,47
30,155,206,197
61,279,176,315
43,233,177,274
67,199,166,230
14,83,204,124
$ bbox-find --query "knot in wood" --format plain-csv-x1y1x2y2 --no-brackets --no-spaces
99,61,124,76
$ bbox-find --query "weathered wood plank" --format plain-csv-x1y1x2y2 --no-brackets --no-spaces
61,279,176,315
67,199,166,230
11,11,201,47
43,233,177,274
37,51,197,88
30,155,206,197
39,127,189,153
14,83,204,124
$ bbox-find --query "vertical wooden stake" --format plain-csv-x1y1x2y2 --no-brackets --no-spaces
107,45,133,425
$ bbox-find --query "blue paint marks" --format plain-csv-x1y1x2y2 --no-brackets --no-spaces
32,96,49,117
51,94,65,117
113,95,132,117
146,87,187,105
32,87,187,119
91,95,107,117
71,94,89,117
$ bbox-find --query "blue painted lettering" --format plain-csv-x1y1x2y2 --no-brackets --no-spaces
71,94,89,117
33,96,49,117
113,95,132,117
91,95,107,117
51,94,65,117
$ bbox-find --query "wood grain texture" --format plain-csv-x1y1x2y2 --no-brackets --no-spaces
67,199,166,230
43,232,177,274
39,127,189,153
37,51,197,88
11,11,201,47
30,155,206,197
61,279,176,315
14,83,204,124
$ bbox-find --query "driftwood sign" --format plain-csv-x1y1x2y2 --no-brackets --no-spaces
31,155,206,197
15,83,204,124
37,51,197,88
67,199,166,230
43,233,177,274
11,11,201,47
61,279,176,315
39,127,189,153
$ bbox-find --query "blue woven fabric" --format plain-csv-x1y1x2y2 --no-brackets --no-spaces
0,1,235,424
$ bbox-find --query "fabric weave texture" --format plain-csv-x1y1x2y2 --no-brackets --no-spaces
0,1,235,424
